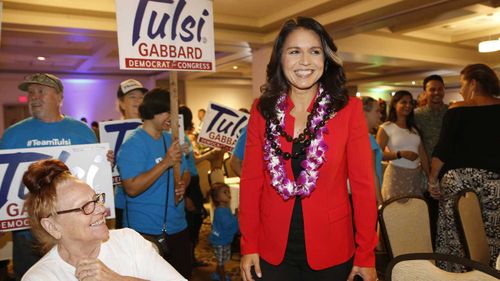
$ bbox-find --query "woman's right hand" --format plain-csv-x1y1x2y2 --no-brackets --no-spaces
399,150,419,161
75,259,133,281
241,253,261,281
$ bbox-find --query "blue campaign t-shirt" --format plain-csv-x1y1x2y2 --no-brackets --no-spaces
0,117,97,149
116,128,188,235
0,116,97,238
209,206,239,246
232,127,247,160
370,134,383,187
184,135,198,176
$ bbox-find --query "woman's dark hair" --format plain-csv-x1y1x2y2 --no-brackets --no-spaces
387,90,419,134
23,159,73,254
460,64,499,97
139,88,171,120
179,105,194,131
258,16,348,119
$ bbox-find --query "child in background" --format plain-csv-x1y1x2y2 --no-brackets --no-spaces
209,183,239,281
362,96,383,206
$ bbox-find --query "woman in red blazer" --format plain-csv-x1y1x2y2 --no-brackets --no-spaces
239,17,378,281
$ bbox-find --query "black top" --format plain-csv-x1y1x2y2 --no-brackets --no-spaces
285,142,307,260
432,104,500,178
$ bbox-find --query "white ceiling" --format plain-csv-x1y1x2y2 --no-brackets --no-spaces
1,0,499,93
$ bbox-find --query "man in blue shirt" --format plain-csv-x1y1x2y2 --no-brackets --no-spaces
0,73,97,280
229,127,247,176
116,88,192,279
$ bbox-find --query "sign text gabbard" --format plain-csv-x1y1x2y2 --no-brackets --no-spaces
198,102,249,151
0,144,115,232
115,0,215,72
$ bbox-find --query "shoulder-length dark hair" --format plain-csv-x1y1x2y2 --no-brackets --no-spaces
387,90,420,134
258,17,348,119
460,64,499,97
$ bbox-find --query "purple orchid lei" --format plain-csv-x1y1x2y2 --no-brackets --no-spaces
263,87,336,200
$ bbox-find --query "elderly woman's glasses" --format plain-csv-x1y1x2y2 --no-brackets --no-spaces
55,193,106,216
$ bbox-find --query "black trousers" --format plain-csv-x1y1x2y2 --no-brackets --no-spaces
252,256,353,281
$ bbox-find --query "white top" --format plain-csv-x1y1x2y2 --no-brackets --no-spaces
380,122,421,169
22,228,186,281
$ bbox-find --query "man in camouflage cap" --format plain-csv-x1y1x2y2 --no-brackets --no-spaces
0,73,97,279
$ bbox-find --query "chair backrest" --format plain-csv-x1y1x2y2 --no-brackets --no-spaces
454,189,490,265
386,253,500,281
379,196,433,259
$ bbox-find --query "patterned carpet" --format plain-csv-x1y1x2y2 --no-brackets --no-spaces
191,217,242,281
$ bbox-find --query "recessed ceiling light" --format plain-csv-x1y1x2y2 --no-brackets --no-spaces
478,39,500,53
37,56,46,61
232,65,238,70
412,81,416,85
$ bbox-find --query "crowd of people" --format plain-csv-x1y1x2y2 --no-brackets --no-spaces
0,15,498,281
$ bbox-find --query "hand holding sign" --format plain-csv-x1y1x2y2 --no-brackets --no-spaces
164,140,182,168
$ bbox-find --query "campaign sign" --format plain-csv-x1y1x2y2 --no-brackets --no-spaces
198,102,249,151
99,119,142,186
0,144,114,232
115,0,215,72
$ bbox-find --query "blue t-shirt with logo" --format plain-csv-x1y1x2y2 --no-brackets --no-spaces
116,128,188,235
0,116,97,238
0,117,97,149
209,206,239,246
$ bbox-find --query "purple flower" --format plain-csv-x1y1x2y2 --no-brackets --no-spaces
263,87,334,200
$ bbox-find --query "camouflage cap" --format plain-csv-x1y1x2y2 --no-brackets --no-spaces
18,73,64,92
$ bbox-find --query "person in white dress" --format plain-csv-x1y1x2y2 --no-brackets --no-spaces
376,90,430,201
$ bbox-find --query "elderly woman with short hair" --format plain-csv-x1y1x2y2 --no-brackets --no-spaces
21,159,185,281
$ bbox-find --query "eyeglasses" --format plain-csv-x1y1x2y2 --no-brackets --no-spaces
55,193,106,216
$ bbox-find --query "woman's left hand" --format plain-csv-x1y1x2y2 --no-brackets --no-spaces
347,266,377,281
75,258,126,281
106,150,115,168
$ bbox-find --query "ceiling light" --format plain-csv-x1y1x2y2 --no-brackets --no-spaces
232,65,238,70
412,81,416,85
37,56,46,61
478,39,500,53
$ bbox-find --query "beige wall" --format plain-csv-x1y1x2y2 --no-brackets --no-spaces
251,45,272,99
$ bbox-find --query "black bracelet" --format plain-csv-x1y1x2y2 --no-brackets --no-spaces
396,151,402,159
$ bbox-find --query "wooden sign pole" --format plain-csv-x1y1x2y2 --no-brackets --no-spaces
169,71,182,205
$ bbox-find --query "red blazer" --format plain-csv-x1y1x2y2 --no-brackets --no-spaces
239,96,378,270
